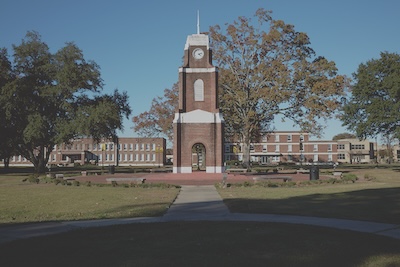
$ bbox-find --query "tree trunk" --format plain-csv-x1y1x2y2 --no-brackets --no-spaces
3,157,10,170
241,134,251,170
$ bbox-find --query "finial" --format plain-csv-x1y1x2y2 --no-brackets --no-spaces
197,10,200,34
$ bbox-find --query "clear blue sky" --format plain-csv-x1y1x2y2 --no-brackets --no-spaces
1,0,399,141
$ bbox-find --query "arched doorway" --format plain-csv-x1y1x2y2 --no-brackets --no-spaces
192,143,206,171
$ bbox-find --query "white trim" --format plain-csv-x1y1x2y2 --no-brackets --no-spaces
173,166,192,173
206,166,224,173
173,110,224,124
184,34,209,50
179,67,217,73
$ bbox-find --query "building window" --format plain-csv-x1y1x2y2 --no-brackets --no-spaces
225,145,230,153
129,143,133,150
338,154,346,160
300,135,304,142
275,134,279,142
135,144,139,151
263,145,267,152
152,143,156,151
194,79,204,101
135,154,139,161
275,145,279,152
313,144,318,151
152,154,156,161
314,154,318,162
351,144,365,150
250,145,254,152
327,144,332,151
338,144,345,150
287,134,292,142
140,144,144,151
287,144,292,152
328,153,333,161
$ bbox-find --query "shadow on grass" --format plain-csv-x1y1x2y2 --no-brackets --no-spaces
1,222,399,266
224,187,400,224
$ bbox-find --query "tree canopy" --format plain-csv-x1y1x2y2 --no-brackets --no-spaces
332,133,356,141
342,52,400,139
0,31,131,172
132,83,178,143
210,9,348,165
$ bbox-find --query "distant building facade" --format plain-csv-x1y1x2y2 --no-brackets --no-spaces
224,132,376,165
3,137,166,167
2,133,382,168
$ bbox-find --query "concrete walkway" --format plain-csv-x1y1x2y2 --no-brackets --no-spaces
1,185,400,244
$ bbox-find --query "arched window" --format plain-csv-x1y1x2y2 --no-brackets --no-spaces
194,79,204,101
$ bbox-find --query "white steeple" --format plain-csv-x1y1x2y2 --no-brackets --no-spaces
197,10,200,34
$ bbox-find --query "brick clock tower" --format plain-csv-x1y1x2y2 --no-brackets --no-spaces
173,32,224,173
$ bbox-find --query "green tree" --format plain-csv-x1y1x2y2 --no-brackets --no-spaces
210,9,348,166
132,83,178,142
1,31,131,173
0,48,17,169
342,52,400,139
332,133,356,140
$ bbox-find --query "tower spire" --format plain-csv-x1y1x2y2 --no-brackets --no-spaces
197,10,200,34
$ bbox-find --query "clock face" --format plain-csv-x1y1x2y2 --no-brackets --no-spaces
192,48,204,59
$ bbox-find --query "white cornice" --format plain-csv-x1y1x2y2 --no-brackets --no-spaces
184,34,209,50
179,67,217,73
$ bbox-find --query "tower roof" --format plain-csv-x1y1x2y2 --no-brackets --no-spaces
184,34,209,50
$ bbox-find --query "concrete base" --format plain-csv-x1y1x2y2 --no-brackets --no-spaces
173,166,225,174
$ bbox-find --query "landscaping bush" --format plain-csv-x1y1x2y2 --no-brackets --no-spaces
341,174,358,183
27,174,40,184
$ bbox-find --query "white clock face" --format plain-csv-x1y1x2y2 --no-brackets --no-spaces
193,48,204,59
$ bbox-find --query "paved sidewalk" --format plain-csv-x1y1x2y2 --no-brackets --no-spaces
1,185,400,244
162,185,231,221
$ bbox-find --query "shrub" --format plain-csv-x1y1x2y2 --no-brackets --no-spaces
243,181,252,187
73,180,80,186
342,174,358,183
54,178,62,185
28,174,40,184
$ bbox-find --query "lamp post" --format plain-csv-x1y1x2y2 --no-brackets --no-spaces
156,145,163,168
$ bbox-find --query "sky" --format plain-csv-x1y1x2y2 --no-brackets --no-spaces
1,0,399,142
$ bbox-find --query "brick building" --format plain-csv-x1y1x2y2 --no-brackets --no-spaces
4,137,166,167
224,131,376,165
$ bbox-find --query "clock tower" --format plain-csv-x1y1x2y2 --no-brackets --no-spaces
173,32,225,173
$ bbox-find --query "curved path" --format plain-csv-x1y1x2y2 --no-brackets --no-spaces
0,184,399,244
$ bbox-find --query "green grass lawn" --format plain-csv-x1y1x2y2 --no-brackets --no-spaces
217,167,400,224
1,166,400,266
0,173,179,224
1,221,399,267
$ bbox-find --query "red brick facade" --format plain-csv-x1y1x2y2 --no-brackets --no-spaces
173,33,224,173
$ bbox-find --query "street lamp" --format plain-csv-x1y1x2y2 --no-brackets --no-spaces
156,144,163,168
